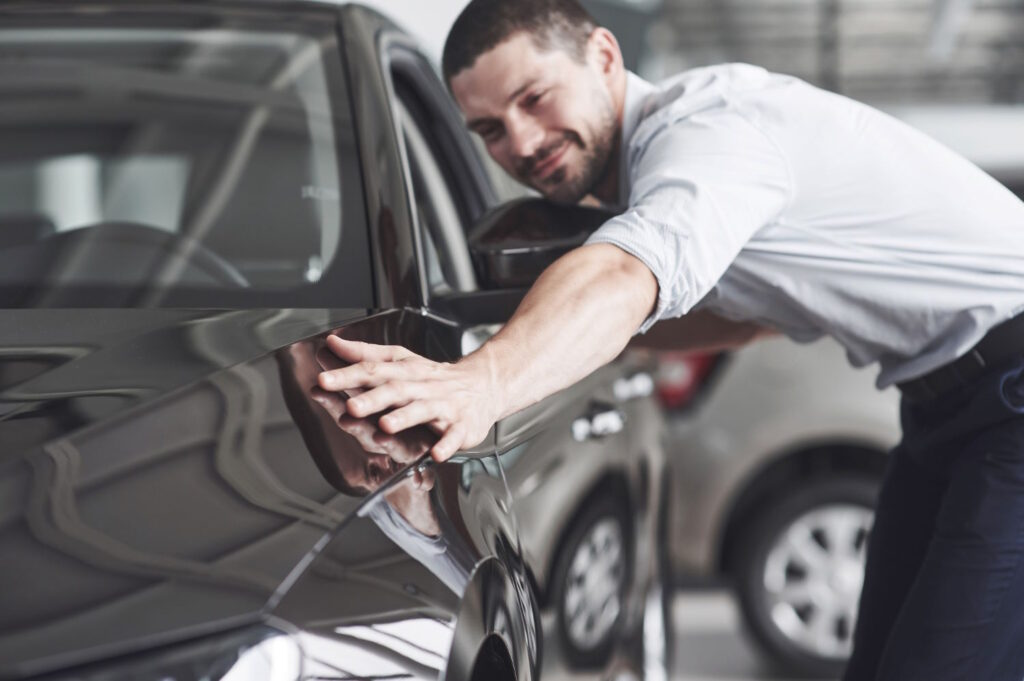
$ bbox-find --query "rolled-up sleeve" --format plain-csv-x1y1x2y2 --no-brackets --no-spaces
586,106,792,333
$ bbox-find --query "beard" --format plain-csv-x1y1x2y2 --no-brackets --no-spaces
516,90,617,204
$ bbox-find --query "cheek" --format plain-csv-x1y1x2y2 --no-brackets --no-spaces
496,148,528,175
551,85,591,120
485,141,512,166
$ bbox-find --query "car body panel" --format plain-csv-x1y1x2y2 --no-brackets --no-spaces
0,308,482,676
0,4,664,680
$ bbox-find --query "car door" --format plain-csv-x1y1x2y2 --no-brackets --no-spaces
0,5,536,681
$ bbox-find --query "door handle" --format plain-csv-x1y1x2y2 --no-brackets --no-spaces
613,371,655,401
572,403,625,442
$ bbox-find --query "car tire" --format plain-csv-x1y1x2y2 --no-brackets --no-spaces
733,475,879,678
551,493,633,669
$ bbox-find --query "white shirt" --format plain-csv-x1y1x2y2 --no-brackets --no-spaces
587,65,1024,387
363,497,471,595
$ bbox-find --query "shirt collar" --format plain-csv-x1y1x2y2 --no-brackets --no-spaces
616,71,659,206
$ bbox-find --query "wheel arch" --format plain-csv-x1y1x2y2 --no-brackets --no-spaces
468,634,517,681
444,556,540,681
717,441,888,575
538,471,633,607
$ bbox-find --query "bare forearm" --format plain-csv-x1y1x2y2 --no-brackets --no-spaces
461,243,657,420
317,244,653,461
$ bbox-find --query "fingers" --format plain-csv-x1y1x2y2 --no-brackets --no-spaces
431,423,466,462
318,358,439,396
325,335,417,363
379,400,442,434
315,344,347,372
378,432,430,463
345,380,438,418
310,387,347,421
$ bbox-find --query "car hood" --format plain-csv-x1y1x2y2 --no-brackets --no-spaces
0,308,447,678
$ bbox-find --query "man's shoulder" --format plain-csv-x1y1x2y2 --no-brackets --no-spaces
626,65,776,151
626,63,825,152
653,62,777,92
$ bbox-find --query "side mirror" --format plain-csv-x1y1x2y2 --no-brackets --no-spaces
468,198,617,289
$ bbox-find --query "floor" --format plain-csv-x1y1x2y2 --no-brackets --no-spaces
672,589,832,681
539,588,835,681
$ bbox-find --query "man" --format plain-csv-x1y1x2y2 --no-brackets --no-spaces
318,0,1024,678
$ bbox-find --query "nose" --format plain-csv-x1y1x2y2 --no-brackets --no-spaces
506,112,545,160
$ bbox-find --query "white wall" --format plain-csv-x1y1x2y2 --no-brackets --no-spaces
884,105,1024,176
354,0,470,64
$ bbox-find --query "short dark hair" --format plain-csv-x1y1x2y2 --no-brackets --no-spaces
442,0,598,84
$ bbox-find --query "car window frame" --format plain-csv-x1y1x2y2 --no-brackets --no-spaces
380,38,498,304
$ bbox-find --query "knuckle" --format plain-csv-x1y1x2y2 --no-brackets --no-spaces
394,381,412,400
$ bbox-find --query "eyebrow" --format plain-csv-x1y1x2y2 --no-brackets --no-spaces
506,78,538,105
465,78,539,131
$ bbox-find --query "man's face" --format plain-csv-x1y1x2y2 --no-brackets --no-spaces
450,32,617,204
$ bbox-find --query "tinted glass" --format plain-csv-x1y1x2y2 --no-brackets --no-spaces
399,106,473,295
392,70,478,296
0,8,370,308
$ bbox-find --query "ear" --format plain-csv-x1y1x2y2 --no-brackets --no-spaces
587,27,623,79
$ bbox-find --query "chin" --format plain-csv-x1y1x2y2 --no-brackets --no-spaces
543,177,590,205
543,189,583,205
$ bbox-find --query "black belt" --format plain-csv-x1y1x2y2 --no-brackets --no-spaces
898,313,1024,403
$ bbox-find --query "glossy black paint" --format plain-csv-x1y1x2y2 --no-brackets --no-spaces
340,5,424,311
0,4,666,681
468,199,616,289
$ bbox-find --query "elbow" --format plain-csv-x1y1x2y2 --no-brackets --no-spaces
612,249,659,327
579,243,659,331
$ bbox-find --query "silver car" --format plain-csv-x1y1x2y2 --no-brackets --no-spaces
660,336,901,677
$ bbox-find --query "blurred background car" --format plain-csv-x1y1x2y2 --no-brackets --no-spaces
655,337,901,677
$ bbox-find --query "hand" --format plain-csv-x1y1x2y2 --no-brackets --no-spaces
317,335,502,461
310,387,433,466
310,387,439,535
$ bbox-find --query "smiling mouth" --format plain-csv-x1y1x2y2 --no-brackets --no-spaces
532,141,569,181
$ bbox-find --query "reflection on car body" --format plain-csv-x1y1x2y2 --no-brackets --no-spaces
0,3,668,681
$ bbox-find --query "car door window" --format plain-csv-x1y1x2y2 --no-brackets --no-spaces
0,10,371,308
395,99,477,295
387,48,503,299
397,100,481,294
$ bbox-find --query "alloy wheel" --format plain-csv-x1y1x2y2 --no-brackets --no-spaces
563,517,626,650
761,503,873,660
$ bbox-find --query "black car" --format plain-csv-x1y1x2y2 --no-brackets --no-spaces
0,3,670,680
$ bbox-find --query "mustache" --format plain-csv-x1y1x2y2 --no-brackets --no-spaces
516,132,584,178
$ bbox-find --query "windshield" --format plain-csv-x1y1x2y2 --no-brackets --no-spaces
0,8,370,308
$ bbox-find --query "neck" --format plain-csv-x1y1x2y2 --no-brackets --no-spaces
590,70,627,205
590,130,622,204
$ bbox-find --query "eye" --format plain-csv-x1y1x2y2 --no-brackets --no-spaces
480,126,505,144
523,90,545,108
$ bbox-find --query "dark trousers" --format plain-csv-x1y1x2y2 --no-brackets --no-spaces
843,355,1024,681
